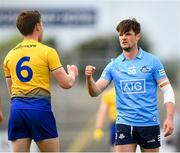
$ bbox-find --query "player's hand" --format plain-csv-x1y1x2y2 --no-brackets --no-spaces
0,111,3,123
163,118,174,137
67,65,79,77
85,65,96,78
93,128,104,141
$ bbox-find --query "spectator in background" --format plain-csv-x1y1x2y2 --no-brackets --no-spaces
3,10,78,152
93,87,117,151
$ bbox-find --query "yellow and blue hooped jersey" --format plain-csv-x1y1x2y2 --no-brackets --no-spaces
3,39,62,110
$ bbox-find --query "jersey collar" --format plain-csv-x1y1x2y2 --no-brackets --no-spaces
23,39,38,44
120,47,144,61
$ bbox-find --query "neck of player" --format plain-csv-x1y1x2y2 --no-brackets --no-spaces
123,46,139,60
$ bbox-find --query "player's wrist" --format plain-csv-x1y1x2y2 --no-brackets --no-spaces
94,128,104,135
166,115,174,121
95,128,103,131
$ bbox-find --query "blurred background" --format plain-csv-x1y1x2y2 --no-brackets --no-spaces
0,0,180,152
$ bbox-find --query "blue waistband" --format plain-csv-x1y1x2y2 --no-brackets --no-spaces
10,97,52,112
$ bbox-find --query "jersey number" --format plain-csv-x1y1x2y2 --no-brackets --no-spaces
16,56,33,82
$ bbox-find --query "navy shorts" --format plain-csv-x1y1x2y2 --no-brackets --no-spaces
8,109,58,141
110,122,116,145
115,124,160,149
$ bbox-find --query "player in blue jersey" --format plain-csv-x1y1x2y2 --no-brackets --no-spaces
85,18,175,152
3,10,78,152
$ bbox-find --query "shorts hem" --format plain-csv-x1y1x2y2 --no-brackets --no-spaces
116,122,160,127
115,141,137,146
34,135,59,142
8,136,31,141
140,144,161,149
9,135,59,142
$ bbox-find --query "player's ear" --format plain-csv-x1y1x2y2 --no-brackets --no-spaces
136,33,141,41
35,23,41,32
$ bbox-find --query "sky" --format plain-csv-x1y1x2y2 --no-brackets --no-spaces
0,0,179,60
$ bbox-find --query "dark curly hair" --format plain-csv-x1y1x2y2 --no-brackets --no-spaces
116,18,141,35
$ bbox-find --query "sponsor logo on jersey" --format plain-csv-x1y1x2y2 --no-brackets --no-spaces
120,79,146,94
128,66,136,75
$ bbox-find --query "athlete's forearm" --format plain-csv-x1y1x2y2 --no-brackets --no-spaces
66,65,78,87
67,72,76,87
86,76,101,97
52,67,78,89
165,102,175,120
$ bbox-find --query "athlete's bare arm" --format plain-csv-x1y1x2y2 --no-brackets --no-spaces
85,65,110,97
5,78,12,95
52,65,78,89
3,78,12,123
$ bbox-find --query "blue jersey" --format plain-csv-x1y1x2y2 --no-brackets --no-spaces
101,48,167,126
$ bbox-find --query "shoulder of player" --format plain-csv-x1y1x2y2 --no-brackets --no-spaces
4,44,21,59
141,49,160,61
36,42,59,55
113,53,124,63
37,42,55,51
106,57,118,67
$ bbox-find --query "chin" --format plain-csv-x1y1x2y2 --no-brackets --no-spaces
122,47,131,52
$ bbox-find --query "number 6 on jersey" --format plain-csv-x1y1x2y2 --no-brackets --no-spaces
16,56,33,82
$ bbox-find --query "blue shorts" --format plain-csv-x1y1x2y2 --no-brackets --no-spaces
8,109,58,141
115,124,160,149
110,122,116,145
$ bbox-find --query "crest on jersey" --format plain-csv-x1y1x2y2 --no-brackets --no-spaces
140,66,149,73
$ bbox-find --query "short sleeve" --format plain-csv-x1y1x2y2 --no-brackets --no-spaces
153,57,167,80
47,48,62,71
100,62,113,81
3,56,11,78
